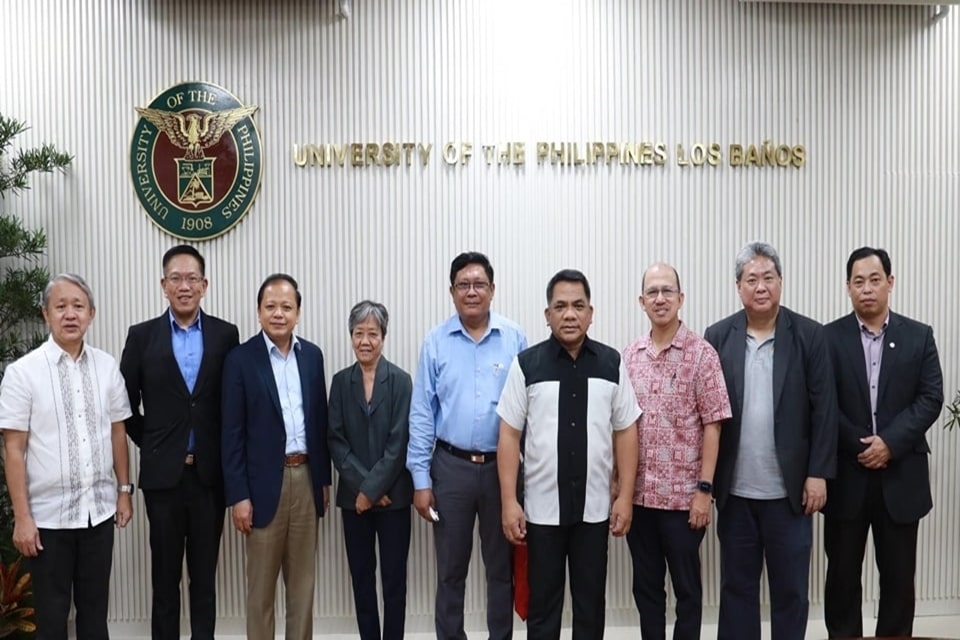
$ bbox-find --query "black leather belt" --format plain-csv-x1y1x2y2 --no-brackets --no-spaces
437,439,497,464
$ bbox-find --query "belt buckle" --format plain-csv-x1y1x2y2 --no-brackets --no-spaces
469,453,485,464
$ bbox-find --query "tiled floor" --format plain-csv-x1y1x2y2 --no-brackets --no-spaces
202,615,960,639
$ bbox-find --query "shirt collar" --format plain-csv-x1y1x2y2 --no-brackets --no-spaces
548,333,596,359
637,320,688,352
445,311,501,337
856,312,889,337
262,330,300,356
43,334,88,364
168,308,203,332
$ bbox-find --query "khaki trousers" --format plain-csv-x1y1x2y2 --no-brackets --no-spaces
245,464,318,640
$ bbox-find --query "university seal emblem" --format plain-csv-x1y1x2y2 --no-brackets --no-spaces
130,82,262,240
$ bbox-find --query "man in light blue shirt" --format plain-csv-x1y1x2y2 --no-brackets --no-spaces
408,252,527,640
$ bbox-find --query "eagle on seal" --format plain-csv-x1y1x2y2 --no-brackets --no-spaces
135,105,257,160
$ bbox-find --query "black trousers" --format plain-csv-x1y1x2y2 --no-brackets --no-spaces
626,506,706,640
824,474,920,638
142,464,225,640
526,520,609,640
29,518,114,640
716,496,812,640
342,507,412,640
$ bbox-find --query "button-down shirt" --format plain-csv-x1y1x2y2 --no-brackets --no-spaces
263,332,307,455
623,322,732,510
170,309,203,452
0,337,132,529
407,312,527,490
857,313,889,434
497,335,641,525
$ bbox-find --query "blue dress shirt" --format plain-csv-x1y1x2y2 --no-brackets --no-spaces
407,311,527,490
263,332,307,455
170,310,203,453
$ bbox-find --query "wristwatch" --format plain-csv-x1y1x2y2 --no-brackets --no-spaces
696,480,713,494
118,483,135,494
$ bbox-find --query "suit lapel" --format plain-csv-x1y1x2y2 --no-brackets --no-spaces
772,309,794,411
877,312,902,402
295,341,311,426
192,311,213,398
158,314,192,397
255,334,284,418
349,363,368,412
730,312,748,413
368,358,390,415
840,313,871,407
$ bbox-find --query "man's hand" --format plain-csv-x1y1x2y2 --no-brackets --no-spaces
501,499,527,545
688,492,712,530
323,486,330,513
115,493,133,528
413,488,436,523
376,495,392,508
802,477,827,515
356,492,374,514
609,495,633,537
858,435,891,469
12,514,42,557
232,499,254,534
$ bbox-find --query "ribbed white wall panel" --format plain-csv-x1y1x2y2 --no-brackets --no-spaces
2,0,959,631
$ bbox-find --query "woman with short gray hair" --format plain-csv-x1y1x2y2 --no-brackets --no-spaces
327,300,413,640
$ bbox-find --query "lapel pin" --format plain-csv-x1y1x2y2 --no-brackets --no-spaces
889,342,895,349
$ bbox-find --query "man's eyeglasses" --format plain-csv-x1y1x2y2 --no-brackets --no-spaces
643,287,679,300
453,281,491,293
165,274,204,286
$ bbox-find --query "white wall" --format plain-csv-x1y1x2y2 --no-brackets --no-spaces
2,0,958,631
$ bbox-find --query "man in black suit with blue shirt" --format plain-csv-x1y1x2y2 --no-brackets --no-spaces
120,245,239,640
823,247,943,638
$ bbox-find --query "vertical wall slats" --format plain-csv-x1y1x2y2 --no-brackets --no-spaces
2,0,958,630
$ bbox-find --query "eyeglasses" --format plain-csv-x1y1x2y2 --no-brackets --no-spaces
165,274,204,286
453,281,491,293
643,286,679,300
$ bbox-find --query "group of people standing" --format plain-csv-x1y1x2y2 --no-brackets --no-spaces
0,241,943,640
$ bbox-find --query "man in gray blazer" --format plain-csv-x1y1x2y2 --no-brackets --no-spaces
823,247,943,638
704,241,838,640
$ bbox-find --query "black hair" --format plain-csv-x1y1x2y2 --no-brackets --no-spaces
449,251,494,285
257,273,302,308
162,245,206,276
846,247,892,280
546,269,591,303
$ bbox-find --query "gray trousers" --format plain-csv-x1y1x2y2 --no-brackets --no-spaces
431,446,514,639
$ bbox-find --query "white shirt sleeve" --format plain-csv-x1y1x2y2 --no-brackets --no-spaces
611,358,642,430
0,362,32,431
495,356,527,431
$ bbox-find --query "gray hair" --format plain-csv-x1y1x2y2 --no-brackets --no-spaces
42,273,95,310
735,242,782,281
348,300,389,337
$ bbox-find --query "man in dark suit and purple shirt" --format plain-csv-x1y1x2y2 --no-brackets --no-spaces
823,247,943,638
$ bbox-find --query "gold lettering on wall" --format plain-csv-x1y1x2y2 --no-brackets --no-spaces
292,140,806,169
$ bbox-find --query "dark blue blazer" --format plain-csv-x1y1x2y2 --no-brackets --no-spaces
221,332,331,528
704,306,839,515
823,311,943,523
